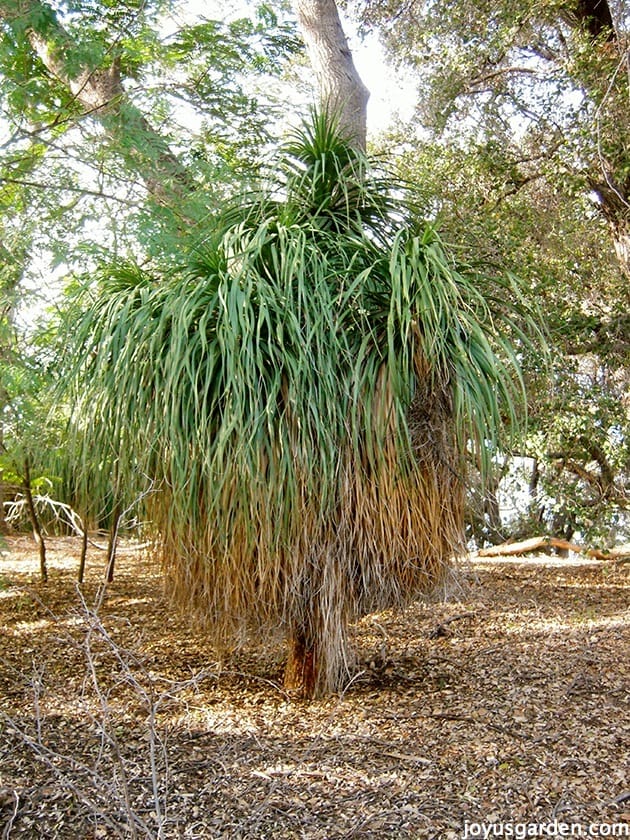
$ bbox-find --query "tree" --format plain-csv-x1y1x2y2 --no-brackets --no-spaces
63,112,536,696
353,0,629,543
0,0,299,270
353,0,630,276
0,0,190,204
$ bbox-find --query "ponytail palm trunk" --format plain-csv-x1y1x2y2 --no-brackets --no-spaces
67,116,532,697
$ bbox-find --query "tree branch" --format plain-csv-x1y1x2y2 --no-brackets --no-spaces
469,65,541,90
0,0,196,205
0,176,140,207
577,435,615,488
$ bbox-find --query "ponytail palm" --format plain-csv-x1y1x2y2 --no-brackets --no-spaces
66,114,536,696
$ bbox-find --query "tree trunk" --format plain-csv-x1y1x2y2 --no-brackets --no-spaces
77,516,89,584
287,0,370,697
23,459,47,582
527,458,545,526
0,481,9,535
529,458,540,500
283,618,350,699
480,460,508,545
293,0,370,150
609,215,630,280
590,177,630,279
569,2,630,280
284,629,318,698
477,535,629,560
105,502,121,584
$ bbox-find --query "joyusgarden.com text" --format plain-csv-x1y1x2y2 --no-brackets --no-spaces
462,821,629,838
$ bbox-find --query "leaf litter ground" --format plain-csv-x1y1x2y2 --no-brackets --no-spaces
0,536,628,838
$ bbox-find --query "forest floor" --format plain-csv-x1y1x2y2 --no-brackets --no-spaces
0,535,628,839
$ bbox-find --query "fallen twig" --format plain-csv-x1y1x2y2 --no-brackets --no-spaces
428,612,477,638
0,788,19,840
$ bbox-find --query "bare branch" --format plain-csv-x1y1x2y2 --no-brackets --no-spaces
469,65,541,90
0,176,141,207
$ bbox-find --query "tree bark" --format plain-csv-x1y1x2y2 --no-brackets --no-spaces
284,629,318,698
483,484,505,545
293,0,370,150
568,0,630,279
477,535,627,559
105,502,121,584
612,226,630,276
77,515,89,584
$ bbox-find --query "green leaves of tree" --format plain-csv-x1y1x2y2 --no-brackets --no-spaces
65,114,536,548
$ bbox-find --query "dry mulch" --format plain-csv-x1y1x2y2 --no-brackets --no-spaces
0,535,628,839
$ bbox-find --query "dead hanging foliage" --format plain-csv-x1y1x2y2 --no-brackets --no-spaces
63,113,540,697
